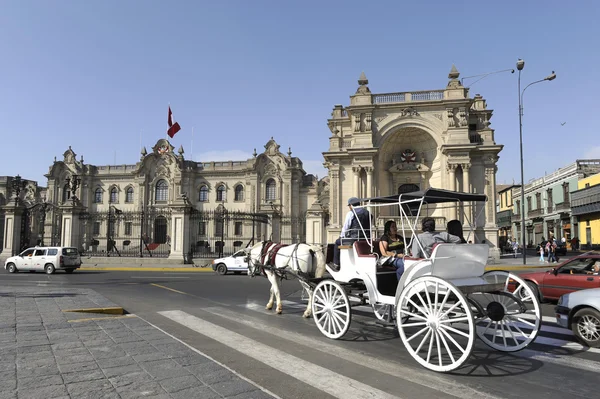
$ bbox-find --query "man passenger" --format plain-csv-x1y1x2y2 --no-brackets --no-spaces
411,217,462,259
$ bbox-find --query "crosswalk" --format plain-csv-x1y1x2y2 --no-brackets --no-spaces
152,298,600,399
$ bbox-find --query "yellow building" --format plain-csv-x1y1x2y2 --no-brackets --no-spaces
571,173,600,249
496,184,520,251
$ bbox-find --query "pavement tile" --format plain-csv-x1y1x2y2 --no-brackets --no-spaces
16,338,50,347
102,364,146,379
62,369,106,384
172,354,213,367
113,379,167,396
51,341,85,351
66,379,115,396
157,374,203,393
97,355,137,369
170,386,222,399
200,368,238,385
58,360,100,374
0,374,17,391
0,361,16,373
55,354,95,365
88,345,128,359
119,392,171,399
18,374,64,389
139,359,190,381
111,334,142,344
16,356,56,368
132,351,172,363
210,378,259,397
17,363,61,378
17,343,52,354
184,361,227,376
17,384,69,399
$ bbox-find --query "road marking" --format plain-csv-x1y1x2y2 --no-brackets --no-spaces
136,314,281,399
519,348,600,372
203,306,503,399
150,283,190,295
131,276,190,279
159,310,402,399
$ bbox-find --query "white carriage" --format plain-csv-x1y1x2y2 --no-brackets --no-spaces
312,188,542,372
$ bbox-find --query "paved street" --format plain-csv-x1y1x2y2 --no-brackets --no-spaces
1,260,597,398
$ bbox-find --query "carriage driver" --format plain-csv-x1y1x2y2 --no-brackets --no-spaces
332,197,372,269
411,217,462,259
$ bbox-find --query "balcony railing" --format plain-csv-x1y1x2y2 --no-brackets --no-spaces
528,208,544,218
546,206,554,214
373,90,445,104
511,213,522,222
555,201,571,212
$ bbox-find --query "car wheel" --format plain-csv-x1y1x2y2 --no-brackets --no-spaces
216,264,227,275
572,308,600,347
6,263,17,273
45,264,55,275
65,269,75,274
517,281,541,303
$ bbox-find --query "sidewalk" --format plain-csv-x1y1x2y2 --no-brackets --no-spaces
0,287,275,398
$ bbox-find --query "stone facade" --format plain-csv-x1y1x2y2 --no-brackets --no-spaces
323,68,503,257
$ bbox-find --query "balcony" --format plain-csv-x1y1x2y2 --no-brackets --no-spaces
511,213,522,223
528,208,544,218
555,201,571,212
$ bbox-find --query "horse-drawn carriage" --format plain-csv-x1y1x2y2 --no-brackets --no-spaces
248,188,541,372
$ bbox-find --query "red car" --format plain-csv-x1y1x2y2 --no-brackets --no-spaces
516,253,600,301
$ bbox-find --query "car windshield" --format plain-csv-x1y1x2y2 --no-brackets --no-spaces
559,257,599,274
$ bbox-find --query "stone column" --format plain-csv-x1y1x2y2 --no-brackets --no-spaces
168,206,190,263
365,167,373,198
60,204,85,250
0,204,24,259
462,163,471,193
331,167,339,226
353,166,361,197
447,164,458,219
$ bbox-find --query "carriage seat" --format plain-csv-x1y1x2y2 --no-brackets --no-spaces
354,240,376,258
429,243,488,280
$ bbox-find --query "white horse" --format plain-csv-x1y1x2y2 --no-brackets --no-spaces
247,241,326,318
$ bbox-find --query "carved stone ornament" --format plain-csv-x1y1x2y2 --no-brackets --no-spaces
458,107,468,127
433,113,443,121
63,146,76,164
356,71,371,95
354,114,361,132
400,149,417,163
152,139,174,156
401,108,419,117
446,108,455,128
446,163,458,172
365,113,372,131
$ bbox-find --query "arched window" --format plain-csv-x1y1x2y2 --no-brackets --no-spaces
234,185,244,201
62,184,71,203
110,187,118,203
125,187,134,203
199,185,208,202
266,179,276,201
94,188,103,203
216,184,226,202
155,179,168,202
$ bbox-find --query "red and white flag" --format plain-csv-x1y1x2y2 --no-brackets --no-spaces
167,106,181,138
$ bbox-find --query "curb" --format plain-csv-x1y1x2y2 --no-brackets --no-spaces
79,267,214,272
62,306,125,315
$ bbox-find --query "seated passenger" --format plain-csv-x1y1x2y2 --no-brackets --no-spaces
379,220,405,280
586,260,600,275
332,197,371,268
446,219,467,243
411,217,462,259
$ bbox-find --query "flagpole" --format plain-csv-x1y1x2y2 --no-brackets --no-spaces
167,103,170,140
191,126,194,162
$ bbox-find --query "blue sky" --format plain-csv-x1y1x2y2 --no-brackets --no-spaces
2,0,598,187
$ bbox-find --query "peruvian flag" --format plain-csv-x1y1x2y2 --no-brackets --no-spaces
167,106,181,138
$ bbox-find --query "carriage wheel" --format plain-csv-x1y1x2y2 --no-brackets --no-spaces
312,280,351,339
396,276,474,372
475,271,541,352
372,304,392,322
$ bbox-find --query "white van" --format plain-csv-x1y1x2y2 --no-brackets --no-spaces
4,247,82,274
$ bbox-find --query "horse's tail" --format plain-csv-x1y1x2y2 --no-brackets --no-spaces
309,244,326,278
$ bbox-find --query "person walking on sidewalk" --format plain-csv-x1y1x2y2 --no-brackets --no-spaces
539,242,546,263
546,237,557,263
512,238,519,258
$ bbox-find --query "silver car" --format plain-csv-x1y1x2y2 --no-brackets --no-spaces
5,246,82,274
556,287,600,347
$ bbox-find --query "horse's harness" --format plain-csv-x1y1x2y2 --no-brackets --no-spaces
249,241,303,280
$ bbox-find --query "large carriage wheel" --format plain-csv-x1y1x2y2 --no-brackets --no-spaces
312,280,351,339
396,276,475,372
474,271,541,352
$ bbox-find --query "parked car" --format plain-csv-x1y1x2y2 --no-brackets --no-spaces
212,249,249,275
556,287,600,347
4,246,82,274
512,252,600,301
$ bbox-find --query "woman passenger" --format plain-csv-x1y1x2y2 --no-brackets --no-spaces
379,220,405,280
446,219,467,243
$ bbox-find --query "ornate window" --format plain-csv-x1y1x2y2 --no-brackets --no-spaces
527,197,532,212
234,185,244,201
94,188,103,203
547,188,553,208
110,187,118,203
266,179,276,201
125,187,134,203
62,184,71,203
216,184,226,202
535,192,541,210
563,182,570,203
234,222,243,236
155,179,168,202
199,185,208,202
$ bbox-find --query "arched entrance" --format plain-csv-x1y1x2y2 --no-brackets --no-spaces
154,216,167,244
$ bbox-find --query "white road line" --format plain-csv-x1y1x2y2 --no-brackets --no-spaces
130,276,190,279
135,314,281,399
203,306,503,399
159,310,402,399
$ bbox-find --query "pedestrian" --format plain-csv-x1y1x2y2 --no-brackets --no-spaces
546,237,557,263
539,243,545,263
512,238,519,258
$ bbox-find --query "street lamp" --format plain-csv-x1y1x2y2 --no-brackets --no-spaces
517,59,557,265
11,175,25,205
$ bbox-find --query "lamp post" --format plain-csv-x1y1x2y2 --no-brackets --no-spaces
517,59,556,265
11,175,25,206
